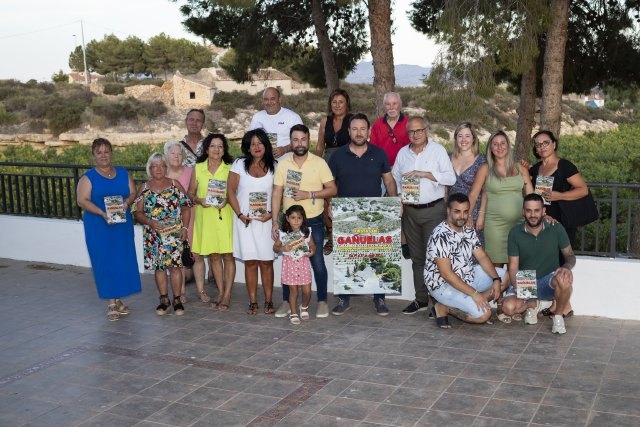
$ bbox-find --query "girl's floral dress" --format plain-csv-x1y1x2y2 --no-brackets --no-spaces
138,182,192,271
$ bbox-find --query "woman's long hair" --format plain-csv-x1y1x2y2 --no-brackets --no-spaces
240,129,276,174
485,130,517,178
281,204,310,238
196,133,233,165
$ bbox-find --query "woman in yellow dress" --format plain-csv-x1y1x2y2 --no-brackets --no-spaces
188,133,235,310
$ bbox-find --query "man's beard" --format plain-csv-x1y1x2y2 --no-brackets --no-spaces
525,216,543,228
351,137,367,146
293,146,309,156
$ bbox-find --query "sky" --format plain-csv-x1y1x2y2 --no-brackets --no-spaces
0,0,439,82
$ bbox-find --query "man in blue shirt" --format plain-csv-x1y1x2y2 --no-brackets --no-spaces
328,113,397,316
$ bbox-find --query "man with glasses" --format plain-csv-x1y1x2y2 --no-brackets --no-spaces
392,117,456,315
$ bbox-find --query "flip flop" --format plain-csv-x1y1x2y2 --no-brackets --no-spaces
497,313,512,324
431,306,451,329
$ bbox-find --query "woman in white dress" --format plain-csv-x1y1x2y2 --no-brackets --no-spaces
227,129,276,315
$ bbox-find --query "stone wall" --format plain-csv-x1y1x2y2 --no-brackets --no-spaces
124,81,174,105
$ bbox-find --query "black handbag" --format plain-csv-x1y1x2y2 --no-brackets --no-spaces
557,190,600,228
182,241,195,267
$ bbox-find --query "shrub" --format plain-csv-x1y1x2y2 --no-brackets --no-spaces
46,97,86,136
103,83,125,95
0,103,17,125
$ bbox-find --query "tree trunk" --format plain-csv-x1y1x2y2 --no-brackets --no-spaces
540,0,569,137
368,0,395,117
311,0,340,93
515,59,538,162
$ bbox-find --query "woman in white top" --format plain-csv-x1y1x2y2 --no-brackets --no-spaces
227,129,276,315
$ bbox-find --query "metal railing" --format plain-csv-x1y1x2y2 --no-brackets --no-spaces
1,162,639,259
0,162,145,220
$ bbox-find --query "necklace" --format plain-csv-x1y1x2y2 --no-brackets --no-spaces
98,167,114,177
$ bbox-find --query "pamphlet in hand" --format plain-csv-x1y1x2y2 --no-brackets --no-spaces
206,179,226,207
284,169,302,199
401,176,420,204
516,270,537,299
104,196,126,224
534,175,554,205
248,192,268,219
281,231,310,261
158,217,181,239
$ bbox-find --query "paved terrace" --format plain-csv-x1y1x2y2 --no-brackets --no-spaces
1,258,639,427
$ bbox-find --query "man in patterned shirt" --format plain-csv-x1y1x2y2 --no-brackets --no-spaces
424,193,505,328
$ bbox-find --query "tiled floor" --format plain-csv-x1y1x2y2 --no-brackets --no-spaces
1,258,640,426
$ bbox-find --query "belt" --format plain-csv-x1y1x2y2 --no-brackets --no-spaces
406,198,443,209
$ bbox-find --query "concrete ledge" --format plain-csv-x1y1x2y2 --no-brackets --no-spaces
1,215,638,319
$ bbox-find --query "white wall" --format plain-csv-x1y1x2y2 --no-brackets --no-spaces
1,216,638,319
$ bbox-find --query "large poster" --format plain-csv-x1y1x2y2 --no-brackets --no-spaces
332,197,402,295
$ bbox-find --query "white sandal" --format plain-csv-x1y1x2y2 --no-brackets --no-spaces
289,314,301,325
300,306,309,320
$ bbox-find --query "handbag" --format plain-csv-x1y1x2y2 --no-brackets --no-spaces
181,241,195,267
557,190,600,228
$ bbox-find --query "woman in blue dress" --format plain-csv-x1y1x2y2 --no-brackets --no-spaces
76,138,142,321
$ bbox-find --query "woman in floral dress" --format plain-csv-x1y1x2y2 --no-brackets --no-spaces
134,153,192,316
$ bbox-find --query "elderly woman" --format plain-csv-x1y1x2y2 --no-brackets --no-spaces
188,133,235,311
227,129,276,315
165,141,195,303
133,153,192,315
76,138,141,321
314,88,353,255
449,122,486,226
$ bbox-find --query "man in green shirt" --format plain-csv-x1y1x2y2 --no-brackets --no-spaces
502,194,575,334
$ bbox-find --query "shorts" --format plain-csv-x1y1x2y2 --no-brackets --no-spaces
430,266,506,319
505,271,555,301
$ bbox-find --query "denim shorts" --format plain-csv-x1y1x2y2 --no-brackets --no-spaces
505,271,555,301
430,266,506,319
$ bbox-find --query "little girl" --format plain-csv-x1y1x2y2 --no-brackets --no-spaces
273,205,315,325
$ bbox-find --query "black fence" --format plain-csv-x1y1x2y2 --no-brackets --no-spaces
1,162,639,259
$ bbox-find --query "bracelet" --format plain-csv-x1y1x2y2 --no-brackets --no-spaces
491,277,500,282
237,212,243,218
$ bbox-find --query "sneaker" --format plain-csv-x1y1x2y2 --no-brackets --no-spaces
275,301,291,318
331,298,351,316
374,299,389,316
552,315,567,334
402,300,429,315
524,300,553,325
401,244,411,259
316,301,329,318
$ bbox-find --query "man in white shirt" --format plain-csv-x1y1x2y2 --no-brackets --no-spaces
392,116,456,315
249,87,303,159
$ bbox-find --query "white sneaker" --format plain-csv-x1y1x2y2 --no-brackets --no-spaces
552,315,567,334
524,300,553,325
275,301,291,318
316,301,329,318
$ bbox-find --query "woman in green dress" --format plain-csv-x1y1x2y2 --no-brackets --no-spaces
188,133,235,311
468,130,533,266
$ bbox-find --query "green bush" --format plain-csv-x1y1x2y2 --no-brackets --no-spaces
0,103,17,125
89,96,167,125
212,91,257,119
46,96,88,136
103,83,125,95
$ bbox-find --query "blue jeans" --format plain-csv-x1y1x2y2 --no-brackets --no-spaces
282,214,327,302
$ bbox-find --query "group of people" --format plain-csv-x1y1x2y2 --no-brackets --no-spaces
78,86,590,334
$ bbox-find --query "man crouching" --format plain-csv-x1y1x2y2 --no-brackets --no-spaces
425,193,505,328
